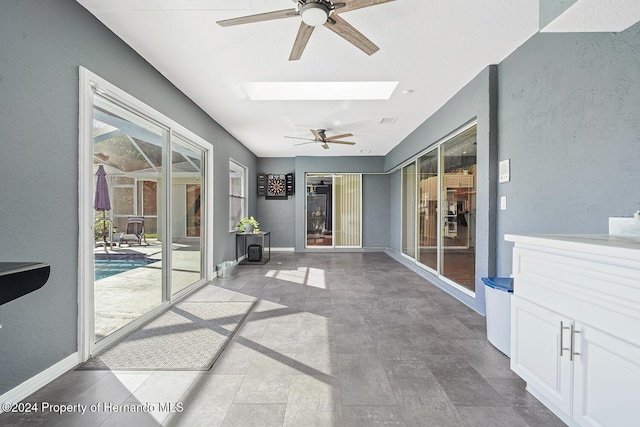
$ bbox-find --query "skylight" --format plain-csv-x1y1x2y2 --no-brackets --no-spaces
244,81,398,101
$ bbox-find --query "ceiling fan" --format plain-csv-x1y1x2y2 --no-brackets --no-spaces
286,129,356,149
216,0,396,60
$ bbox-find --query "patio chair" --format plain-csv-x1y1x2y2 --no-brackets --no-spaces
119,216,148,247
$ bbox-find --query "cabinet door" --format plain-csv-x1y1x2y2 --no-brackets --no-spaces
444,174,459,188
572,323,640,427
428,176,438,197
511,297,573,414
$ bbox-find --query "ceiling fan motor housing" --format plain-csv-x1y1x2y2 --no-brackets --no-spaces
299,0,334,26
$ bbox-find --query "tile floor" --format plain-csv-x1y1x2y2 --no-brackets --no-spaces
0,252,565,426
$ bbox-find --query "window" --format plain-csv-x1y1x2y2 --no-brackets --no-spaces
229,160,246,231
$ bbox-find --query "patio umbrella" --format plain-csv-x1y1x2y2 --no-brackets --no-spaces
94,165,111,250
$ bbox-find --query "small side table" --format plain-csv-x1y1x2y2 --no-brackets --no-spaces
235,231,271,265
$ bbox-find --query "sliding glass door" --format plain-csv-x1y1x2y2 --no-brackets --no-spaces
171,135,206,295
401,124,477,294
306,173,361,248
402,163,416,257
440,127,476,290
82,69,212,356
417,150,439,271
92,93,167,343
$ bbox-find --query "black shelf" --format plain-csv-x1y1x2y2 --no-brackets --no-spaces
0,262,50,305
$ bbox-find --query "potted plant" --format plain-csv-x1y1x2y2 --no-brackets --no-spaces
94,220,117,241
237,216,260,233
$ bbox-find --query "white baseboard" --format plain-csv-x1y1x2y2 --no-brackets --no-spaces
0,352,80,411
270,247,294,252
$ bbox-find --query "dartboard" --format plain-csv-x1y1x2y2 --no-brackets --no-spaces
266,174,287,199
268,177,285,195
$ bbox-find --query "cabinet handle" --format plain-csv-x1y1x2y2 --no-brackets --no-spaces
570,324,581,361
560,321,571,357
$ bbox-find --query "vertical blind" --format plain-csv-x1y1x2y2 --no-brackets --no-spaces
334,174,361,247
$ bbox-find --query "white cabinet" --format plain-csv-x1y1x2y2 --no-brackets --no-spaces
511,297,572,415
443,173,473,188
572,324,640,427
505,234,640,427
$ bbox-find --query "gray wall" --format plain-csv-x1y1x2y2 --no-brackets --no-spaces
496,23,640,276
255,156,390,251
255,156,391,251
385,66,498,314
539,0,578,28
362,174,391,249
0,0,256,395
256,158,296,248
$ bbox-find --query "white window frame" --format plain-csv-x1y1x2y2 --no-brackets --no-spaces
229,159,247,232
304,173,363,249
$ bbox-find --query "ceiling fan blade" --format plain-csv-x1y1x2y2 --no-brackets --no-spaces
339,0,397,14
324,14,379,56
217,8,298,27
310,129,323,141
289,22,315,61
325,133,353,141
294,141,316,146
322,143,330,150
327,140,356,146
285,136,315,141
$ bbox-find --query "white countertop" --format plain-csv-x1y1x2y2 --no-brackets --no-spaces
504,234,640,260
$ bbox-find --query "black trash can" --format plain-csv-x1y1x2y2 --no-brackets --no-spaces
247,244,262,262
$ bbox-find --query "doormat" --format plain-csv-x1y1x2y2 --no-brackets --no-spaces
77,301,255,371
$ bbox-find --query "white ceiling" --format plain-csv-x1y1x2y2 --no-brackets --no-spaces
75,0,638,158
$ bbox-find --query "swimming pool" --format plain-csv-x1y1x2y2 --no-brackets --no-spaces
94,258,154,281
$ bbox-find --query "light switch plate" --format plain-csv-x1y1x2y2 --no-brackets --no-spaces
499,159,510,183
500,196,507,210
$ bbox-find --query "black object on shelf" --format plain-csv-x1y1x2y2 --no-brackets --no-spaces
0,262,50,306
257,173,266,196
235,231,271,265
286,173,294,196
247,244,262,262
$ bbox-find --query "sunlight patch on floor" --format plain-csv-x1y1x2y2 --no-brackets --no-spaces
265,267,326,289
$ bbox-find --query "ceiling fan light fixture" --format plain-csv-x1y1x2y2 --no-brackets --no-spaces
300,2,330,27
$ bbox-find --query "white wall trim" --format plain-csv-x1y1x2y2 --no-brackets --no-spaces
78,66,215,358
78,67,94,362
270,247,295,252
0,353,80,412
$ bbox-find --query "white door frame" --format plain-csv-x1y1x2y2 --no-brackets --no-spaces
78,67,214,360
304,173,362,249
